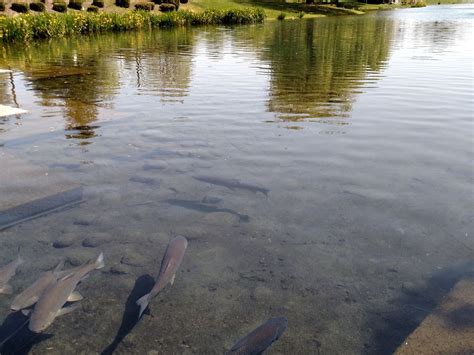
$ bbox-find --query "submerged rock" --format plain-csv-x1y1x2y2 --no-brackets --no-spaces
129,175,158,186
121,254,145,267
82,233,112,248
201,196,222,204
53,235,76,248
204,212,240,225
143,162,168,171
107,264,130,275
251,286,273,301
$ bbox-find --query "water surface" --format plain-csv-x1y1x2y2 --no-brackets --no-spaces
0,5,473,354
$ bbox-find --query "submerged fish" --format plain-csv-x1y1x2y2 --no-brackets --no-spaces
29,253,105,333
10,260,64,311
166,199,250,223
0,254,24,295
193,176,269,196
136,236,188,318
227,316,288,355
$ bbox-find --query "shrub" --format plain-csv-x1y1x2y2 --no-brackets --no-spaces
159,3,175,11
87,4,99,11
116,0,130,7
135,1,154,10
11,2,29,12
92,0,104,7
277,12,285,20
162,0,178,9
341,2,360,9
0,1,5,11
68,0,83,10
52,2,67,11
179,0,188,3
30,1,46,11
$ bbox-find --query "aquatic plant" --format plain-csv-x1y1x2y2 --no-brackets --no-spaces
0,8,266,42
277,12,285,20
92,0,104,7
68,0,83,10
87,5,99,11
52,2,67,11
135,2,155,10
30,2,46,11
11,2,29,12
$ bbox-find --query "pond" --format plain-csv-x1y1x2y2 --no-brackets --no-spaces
0,4,473,354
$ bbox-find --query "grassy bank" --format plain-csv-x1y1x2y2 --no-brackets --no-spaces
0,8,265,42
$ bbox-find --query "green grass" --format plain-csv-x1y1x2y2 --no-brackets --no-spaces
185,0,330,19
0,8,266,42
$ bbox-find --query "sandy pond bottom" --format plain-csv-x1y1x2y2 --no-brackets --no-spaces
0,4,474,355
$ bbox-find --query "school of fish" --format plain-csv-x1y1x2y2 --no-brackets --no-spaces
0,235,287,354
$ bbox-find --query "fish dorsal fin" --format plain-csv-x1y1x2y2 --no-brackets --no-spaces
67,291,83,302
170,273,176,285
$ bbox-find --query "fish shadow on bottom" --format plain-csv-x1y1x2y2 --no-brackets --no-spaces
0,311,52,355
101,274,155,355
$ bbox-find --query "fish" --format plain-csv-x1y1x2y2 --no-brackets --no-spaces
227,316,288,355
10,260,64,311
166,199,250,223
193,176,269,196
29,252,105,333
0,254,24,295
136,236,188,318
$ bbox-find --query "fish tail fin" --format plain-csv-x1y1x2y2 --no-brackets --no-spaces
94,252,105,269
136,293,150,319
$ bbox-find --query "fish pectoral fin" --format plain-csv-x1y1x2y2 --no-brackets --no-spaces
170,273,176,285
56,303,81,317
67,291,83,302
21,309,32,317
59,272,76,281
0,284,13,295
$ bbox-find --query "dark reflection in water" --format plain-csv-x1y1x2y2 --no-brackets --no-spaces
261,17,393,121
0,311,52,355
101,274,155,355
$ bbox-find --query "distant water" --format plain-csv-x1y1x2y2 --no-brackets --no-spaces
0,5,473,354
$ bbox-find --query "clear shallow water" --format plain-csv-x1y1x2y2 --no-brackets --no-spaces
0,5,473,354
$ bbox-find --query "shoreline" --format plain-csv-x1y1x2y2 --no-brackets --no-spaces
0,8,266,42
0,1,445,44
